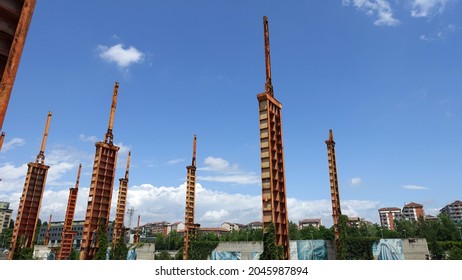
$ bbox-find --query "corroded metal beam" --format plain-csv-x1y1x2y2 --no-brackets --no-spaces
183,135,197,260
325,129,342,259
0,0,36,131
58,164,81,260
258,16,290,260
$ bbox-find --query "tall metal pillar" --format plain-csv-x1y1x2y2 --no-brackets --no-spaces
112,151,130,246
8,111,52,259
183,135,199,260
257,16,290,259
58,164,81,260
325,129,342,258
80,83,120,260
0,0,36,131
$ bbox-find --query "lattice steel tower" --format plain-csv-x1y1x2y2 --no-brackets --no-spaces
183,135,198,260
8,111,52,259
325,129,342,258
257,16,290,259
80,82,121,260
57,163,81,260
112,151,130,246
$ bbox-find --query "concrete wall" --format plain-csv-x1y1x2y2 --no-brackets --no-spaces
212,239,429,260
402,238,430,260
135,243,156,260
211,241,263,260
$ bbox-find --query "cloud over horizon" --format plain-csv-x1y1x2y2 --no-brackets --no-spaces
197,156,260,185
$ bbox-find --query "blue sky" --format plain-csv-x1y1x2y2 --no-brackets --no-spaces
1,0,462,228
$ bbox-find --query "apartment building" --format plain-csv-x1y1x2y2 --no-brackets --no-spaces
402,202,425,221
378,207,402,230
298,218,322,229
37,220,114,247
440,200,462,223
0,202,12,234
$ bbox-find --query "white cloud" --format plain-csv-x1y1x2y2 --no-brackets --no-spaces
197,174,260,185
411,0,450,17
197,156,259,185
348,177,362,186
343,0,400,26
201,209,230,222
114,142,130,156
401,184,429,190
3,180,382,228
420,24,457,41
97,43,145,68
1,137,25,152
0,163,28,191
199,156,238,172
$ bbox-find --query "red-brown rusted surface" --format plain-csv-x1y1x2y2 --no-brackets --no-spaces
113,151,130,246
183,135,197,260
0,0,36,131
80,83,120,260
8,111,51,259
133,215,140,244
325,129,342,259
58,164,81,260
44,214,52,246
258,16,290,260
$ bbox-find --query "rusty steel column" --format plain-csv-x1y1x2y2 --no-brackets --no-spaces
57,164,81,260
44,214,52,246
133,214,140,244
0,131,4,150
80,83,120,260
0,0,36,131
257,16,290,260
325,129,342,258
183,135,198,260
8,111,52,259
113,151,130,246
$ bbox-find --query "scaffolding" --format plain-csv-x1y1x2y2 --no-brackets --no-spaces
8,111,52,259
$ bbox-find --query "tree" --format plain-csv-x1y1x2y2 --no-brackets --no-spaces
0,228,13,249
288,221,300,240
259,222,284,260
68,247,80,260
93,220,109,260
111,231,128,260
155,250,172,260
33,218,42,245
154,233,166,250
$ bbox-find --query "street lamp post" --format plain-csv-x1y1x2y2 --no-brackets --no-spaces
403,229,407,239
457,227,461,241
380,228,384,239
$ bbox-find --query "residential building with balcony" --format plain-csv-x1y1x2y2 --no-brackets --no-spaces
440,200,462,223
402,202,424,221
378,207,402,230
